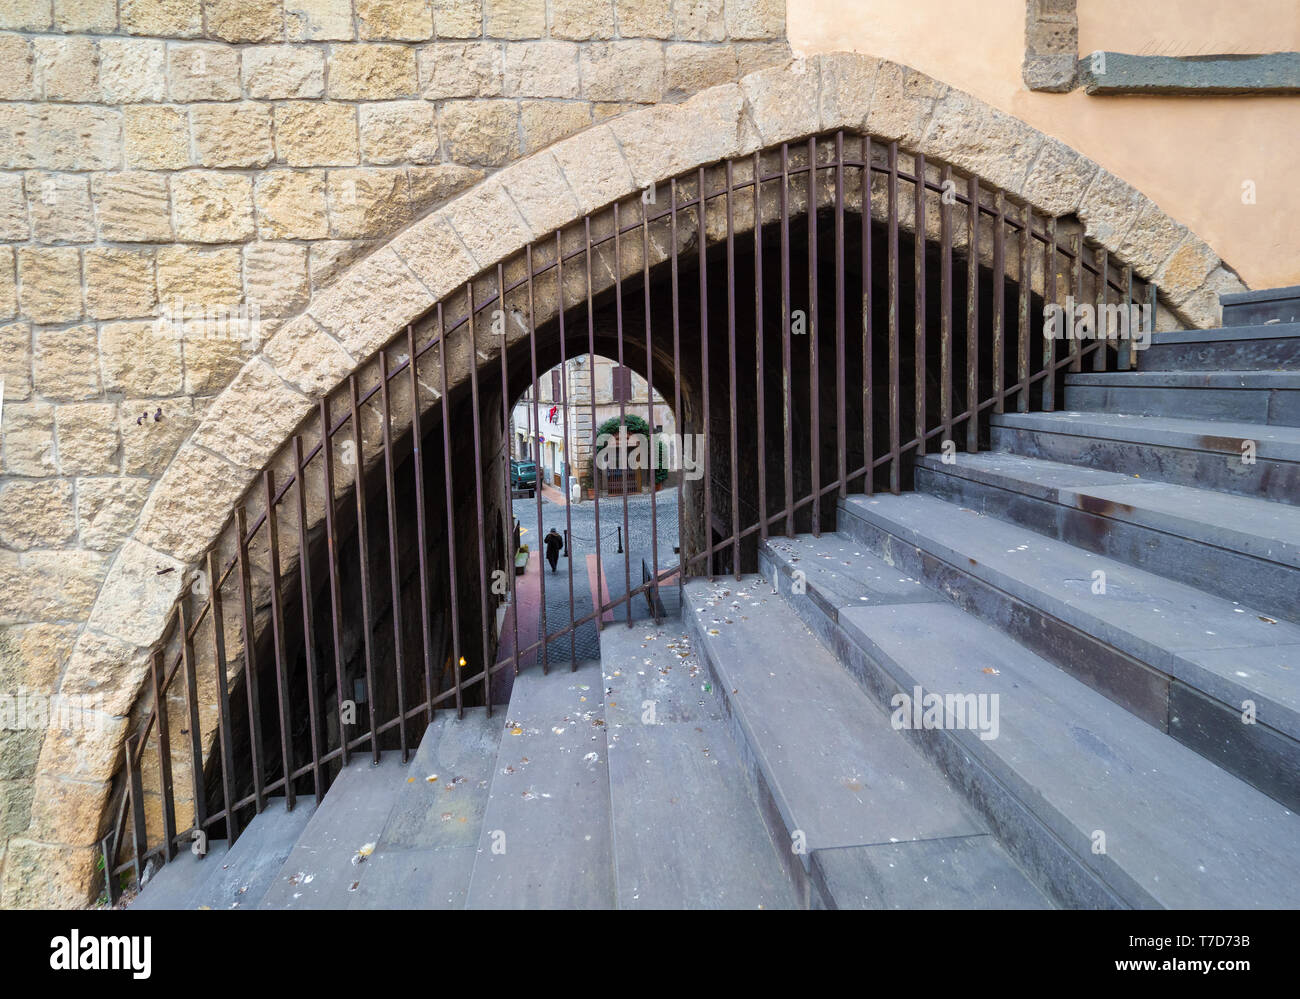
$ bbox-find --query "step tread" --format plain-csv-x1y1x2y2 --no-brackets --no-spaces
260,708,499,910
683,578,983,850
1065,370,1300,388
600,620,797,909
993,411,1300,460
1148,321,1300,345
762,533,937,618
128,842,231,910
1222,285,1300,307
834,596,1300,909
840,493,1300,738
464,661,615,910
130,797,318,910
916,451,1300,569
685,577,1051,909
814,835,1052,910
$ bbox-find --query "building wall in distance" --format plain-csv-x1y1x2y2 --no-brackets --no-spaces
790,0,1300,289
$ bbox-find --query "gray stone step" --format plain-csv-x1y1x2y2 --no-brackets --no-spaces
682,577,1049,910
128,842,232,910
1222,285,1300,328
129,797,316,910
990,410,1300,506
600,619,797,909
260,707,500,909
836,492,1300,811
1139,321,1300,370
464,660,616,909
914,450,1300,622
761,533,1300,908
1063,370,1300,426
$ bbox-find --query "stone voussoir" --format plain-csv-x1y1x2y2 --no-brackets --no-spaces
83,539,186,650
262,312,359,398
608,82,756,190
134,442,255,565
307,245,436,359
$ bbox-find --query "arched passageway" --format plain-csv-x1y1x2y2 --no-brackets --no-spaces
98,127,1160,899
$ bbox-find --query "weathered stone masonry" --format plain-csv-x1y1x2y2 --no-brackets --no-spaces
0,0,791,907
0,0,1241,908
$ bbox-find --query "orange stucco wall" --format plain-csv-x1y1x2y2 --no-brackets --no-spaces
789,0,1300,289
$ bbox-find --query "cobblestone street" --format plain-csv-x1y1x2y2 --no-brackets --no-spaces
511,489,681,664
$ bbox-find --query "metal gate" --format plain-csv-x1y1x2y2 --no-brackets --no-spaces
102,129,1158,900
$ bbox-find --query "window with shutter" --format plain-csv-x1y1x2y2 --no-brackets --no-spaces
612,366,632,402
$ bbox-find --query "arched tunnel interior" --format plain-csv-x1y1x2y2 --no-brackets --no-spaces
210,195,1054,819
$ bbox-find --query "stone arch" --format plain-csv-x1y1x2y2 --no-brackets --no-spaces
19,52,1245,906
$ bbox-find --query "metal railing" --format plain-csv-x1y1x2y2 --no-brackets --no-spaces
101,129,1155,902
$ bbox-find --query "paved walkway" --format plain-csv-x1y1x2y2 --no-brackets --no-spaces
504,490,681,670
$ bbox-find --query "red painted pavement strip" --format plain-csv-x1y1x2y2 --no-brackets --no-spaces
495,551,542,671
539,481,568,507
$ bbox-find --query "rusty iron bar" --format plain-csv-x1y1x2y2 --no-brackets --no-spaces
464,281,495,706
887,140,900,494
556,239,580,661
497,264,523,678
940,164,954,445
1018,200,1032,413
642,192,662,616
809,135,822,534
671,178,686,610
780,144,794,534
862,135,874,493
755,150,769,532
835,131,848,501
526,247,551,669
585,216,605,635
437,303,465,719
1094,246,1110,372
699,166,715,572
1071,231,1085,373
1120,263,1135,372
148,649,177,859
914,151,927,459
291,435,326,797
966,174,980,453
407,325,437,726
1044,216,1058,411
319,398,351,767
126,733,147,878
992,190,1006,413
206,550,239,843
234,505,266,810
727,159,741,577
263,469,297,808
348,376,382,755
178,597,208,841
615,203,633,621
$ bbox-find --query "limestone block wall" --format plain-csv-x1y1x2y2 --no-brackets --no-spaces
0,0,789,906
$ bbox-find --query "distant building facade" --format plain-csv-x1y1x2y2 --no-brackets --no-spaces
511,355,676,495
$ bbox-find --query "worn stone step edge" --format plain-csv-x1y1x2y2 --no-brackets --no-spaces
834,494,1300,812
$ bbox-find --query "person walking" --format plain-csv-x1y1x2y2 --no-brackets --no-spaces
544,527,564,573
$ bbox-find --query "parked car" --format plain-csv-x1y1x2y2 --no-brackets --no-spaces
510,459,538,496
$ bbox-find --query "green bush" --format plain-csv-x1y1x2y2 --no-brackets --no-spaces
594,414,669,485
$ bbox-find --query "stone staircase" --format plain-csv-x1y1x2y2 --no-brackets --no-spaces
128,288,1300,910
128,619,795,910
